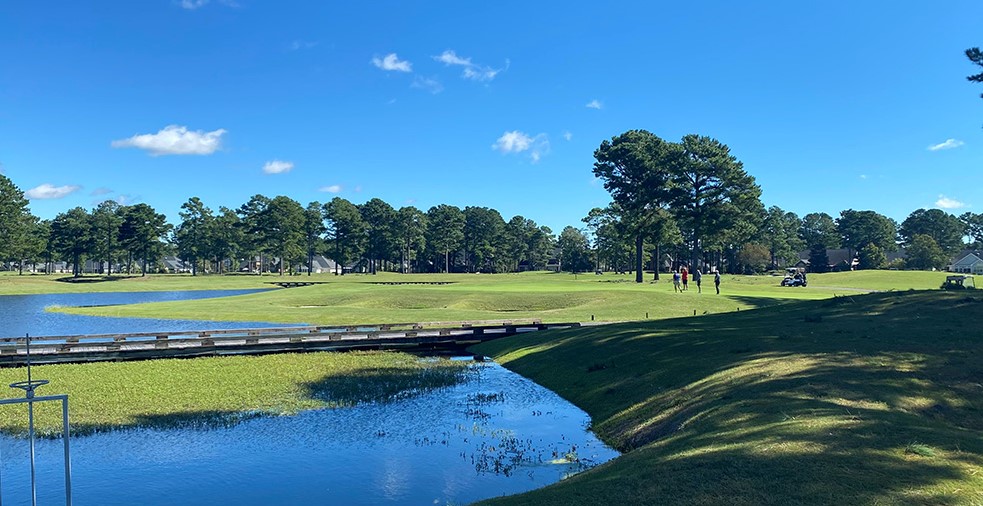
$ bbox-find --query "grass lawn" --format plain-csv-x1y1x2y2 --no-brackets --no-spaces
23,270,952,326
0,351,467,436
471,289,983,505
0,271,271,295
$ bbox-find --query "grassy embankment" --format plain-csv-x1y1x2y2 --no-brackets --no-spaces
26,270,946,325
471,289,983,505
0,351,467,436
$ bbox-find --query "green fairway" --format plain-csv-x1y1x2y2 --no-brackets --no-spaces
0,351,467,436
471,289,983,505
31,270,950,326
0,272,271,295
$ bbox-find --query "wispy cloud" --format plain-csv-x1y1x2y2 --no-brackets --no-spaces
179,0,236,9
262,160,294,174
289,40,318,51
372,53,412,72
111,125,226,156
90,187,113,196
25,183,81,200
936,195,967,209
586,99,603,110
319,184,342,193
180,0,208,9
927,138,964,151
411,75,443,94
859,174,868,180
492,131,550,163
433,50,507,82
563,131,573,141
114,194,139,205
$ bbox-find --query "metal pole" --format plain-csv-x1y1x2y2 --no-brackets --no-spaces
62,398,71,506
26,334,37,506
28,399,36,506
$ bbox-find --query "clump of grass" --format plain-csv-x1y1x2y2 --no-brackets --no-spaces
904,442,937,458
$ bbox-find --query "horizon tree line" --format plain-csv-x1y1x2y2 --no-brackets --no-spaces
1,161,982,277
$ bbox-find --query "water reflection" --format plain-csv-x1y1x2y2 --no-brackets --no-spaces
0,290,287,337
0,361,618,505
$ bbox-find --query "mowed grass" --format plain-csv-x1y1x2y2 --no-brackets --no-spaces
36,270,951,325
0,351,468,436
471,289,983,505
0,271,270,295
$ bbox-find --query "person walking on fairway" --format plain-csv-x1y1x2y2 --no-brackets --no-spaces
681,266,688,291
694,269,702,293
714,269,721,294
672,269,681,293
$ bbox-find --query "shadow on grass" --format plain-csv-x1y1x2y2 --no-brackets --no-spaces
54,276,130,284
300,365,470,407
473,289,983,505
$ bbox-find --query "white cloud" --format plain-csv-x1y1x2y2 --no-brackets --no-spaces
90,187,113,196
25,183,81,200
262,160,294,174
372,53,412,72
586,99,602,109
927,139,964,151
936,195,967,209
111,125,226,156
563,131,573,141
411,75,443,94
493,131,534,153
319,185,342,193
492,130,549,163
434,50,471,66
859,174,868,180
180,0,208,9
433,50,506,82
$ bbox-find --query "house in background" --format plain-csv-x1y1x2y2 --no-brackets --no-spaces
297,255,338,274
796,248,860,272
949,251,983,274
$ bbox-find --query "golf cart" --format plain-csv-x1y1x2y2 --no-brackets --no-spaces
781,267,807,287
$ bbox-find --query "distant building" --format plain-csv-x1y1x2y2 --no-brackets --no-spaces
796,248,859,272
949,251,983,275
297,255,339,274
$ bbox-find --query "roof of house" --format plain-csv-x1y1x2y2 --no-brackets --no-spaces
953,252,983,266
951,250,983,265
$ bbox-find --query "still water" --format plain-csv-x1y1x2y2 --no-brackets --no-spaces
0,290,288,337
0,361,619,505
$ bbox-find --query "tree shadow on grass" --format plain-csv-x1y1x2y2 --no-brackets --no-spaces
472,290,983,504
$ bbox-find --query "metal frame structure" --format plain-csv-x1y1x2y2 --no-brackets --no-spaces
0,335,72,506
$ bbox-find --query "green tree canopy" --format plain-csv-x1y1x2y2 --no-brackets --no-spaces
760,206,804,269
425,204,464,273
799,212,840,249
323,197,365,274
0,174,35,270
857,242,886,270
906,234,948,270
837,210,897,253
899,208,965,253
174,197,214,275
51,207,94,277
668,135,762,269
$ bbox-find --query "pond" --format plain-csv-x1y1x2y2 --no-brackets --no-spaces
0,290,289,338
0,361,618,505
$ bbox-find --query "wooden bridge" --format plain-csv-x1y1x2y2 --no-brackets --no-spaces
0,320,580,366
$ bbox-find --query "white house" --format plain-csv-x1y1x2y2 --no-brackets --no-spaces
949,252,983,275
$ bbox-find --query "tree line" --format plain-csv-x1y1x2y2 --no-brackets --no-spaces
2,130,982,278
587,130,983,280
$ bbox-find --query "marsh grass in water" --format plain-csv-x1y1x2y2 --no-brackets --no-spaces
0,351,468,437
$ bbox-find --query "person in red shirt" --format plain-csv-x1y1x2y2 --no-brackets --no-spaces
681,266,689,291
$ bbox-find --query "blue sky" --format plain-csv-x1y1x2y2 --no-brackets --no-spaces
2,1,981,232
